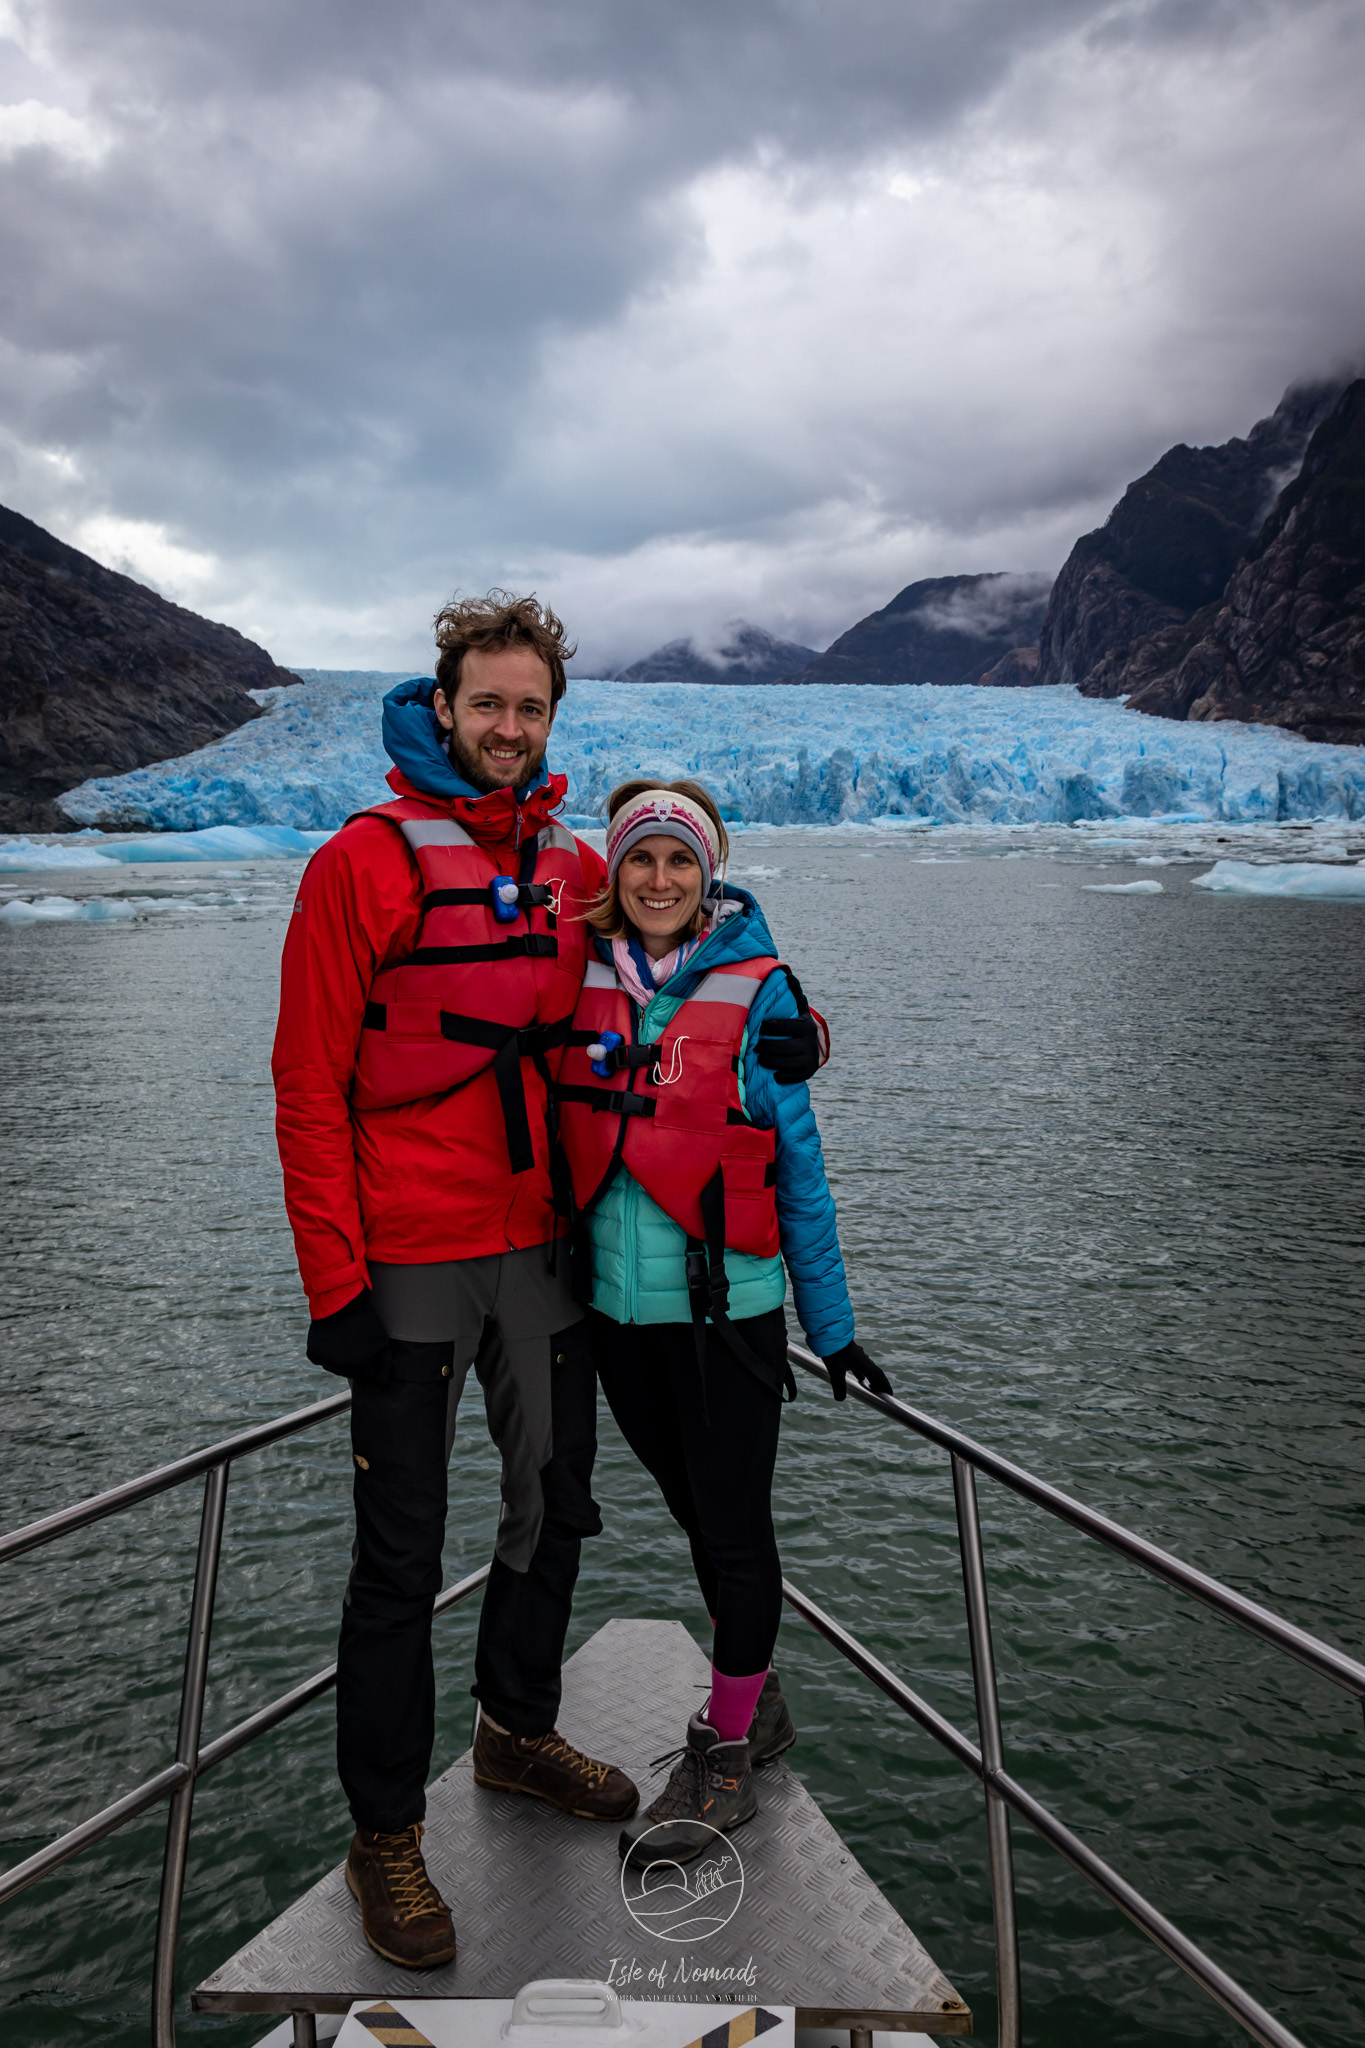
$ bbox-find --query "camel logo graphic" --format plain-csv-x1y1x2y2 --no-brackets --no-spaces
620,1825,745,1944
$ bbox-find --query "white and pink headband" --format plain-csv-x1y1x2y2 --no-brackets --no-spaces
605,789,722,889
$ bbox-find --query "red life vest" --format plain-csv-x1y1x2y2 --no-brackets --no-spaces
353,798,591,1175
556,953,782,1254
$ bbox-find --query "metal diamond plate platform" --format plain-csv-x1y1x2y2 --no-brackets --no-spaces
193,1618,971,2035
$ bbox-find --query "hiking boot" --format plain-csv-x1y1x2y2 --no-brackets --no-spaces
748,1668,796,1763
473,1714,638,1820
619,1710,756,1868
345,1822,456,1969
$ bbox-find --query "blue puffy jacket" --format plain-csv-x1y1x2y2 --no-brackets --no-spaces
585,887,855,1357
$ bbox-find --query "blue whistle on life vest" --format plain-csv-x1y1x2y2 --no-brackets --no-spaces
589,1029,624,1077
491,876,520,923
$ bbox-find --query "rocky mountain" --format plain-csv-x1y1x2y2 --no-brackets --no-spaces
615,619,817,684
1109,380,1365,741
978,644,1040,687
777,572,1052,687
0,503,301,830
1035,377,1348,703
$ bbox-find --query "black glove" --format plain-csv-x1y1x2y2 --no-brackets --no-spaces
306,1288,392,1384
755,1012,821,1084
824,1340,893,1403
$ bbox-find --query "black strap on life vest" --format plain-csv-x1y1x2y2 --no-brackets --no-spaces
554,1083,752,1127
553,1083,656,1116
361,1007,571,1174
405,932,559,966
420,881,556,927
686,1167,798,1407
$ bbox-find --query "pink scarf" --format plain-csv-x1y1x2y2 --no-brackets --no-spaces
609,933,705,1009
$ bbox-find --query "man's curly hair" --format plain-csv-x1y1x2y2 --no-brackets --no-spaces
433,589,575,707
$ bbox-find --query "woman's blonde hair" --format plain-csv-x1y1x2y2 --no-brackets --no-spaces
585,778,731,941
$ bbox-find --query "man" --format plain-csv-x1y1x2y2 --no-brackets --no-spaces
273,592,821,1970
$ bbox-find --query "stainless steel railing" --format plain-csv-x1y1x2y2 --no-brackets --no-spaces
0,1389,490,2047
1,1361,1359,2048
783,1339,1365,2048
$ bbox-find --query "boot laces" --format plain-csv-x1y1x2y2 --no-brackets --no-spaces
645,1741,707,1820
371,1823,442,1924
525,1729,610,1788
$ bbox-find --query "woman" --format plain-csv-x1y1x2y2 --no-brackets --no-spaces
555,778,890,1869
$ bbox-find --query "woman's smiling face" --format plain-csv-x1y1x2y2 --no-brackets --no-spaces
616,834,705,956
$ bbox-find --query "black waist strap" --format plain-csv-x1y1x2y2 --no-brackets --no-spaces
554,1084,657,1118
406,932,558,965
361,1007,571,1053
553,1081,749,1126
438,1013,572,1055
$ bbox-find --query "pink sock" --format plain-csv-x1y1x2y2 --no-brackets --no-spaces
706,1666,768,1744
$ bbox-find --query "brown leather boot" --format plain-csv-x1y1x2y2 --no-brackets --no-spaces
472,1714,639,1819
345,1822,456,1968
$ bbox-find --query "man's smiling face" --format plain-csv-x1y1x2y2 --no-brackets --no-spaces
433,644,556,793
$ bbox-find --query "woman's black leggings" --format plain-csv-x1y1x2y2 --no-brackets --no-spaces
589,1306,787,1677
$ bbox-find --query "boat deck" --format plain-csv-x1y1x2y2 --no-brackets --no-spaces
193,1618,971,2035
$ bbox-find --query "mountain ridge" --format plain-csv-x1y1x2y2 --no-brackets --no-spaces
0,503,301,831
1033,375,1363,741
614,618,817,685
776,572,1053,688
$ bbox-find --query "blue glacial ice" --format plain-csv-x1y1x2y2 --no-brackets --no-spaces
1192,858,1365,899
50,672,1365,835
0,893,142,922
0,824,331,871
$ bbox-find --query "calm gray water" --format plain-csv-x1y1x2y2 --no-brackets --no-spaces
1,827,1363,2048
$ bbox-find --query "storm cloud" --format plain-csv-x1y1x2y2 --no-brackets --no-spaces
1,0,1363,671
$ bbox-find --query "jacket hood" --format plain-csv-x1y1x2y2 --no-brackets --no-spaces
381,675,554,805
380,675,565,851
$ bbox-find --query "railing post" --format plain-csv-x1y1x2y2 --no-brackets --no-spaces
952,1453,1022,2048
151,1460,230,2048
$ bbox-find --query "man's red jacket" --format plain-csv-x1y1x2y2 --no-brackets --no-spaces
272,769,606,1319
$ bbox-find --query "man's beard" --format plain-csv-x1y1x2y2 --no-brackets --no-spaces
445,727,546,795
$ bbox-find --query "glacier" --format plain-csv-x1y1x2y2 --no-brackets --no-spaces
48,672,1365,835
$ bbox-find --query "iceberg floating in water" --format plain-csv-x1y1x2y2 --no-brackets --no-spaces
0,824,331,871
0,837,120,871
50,672,1365,834
0,894,139,922
1083,879,1164,893
1191,858,1365,899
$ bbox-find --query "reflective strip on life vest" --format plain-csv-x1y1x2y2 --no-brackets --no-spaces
691,970,765,1009
399,818,476,849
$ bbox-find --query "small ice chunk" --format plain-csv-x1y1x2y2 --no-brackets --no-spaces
1083,879,1164,893
0,894,138,922
1191,859,1365,899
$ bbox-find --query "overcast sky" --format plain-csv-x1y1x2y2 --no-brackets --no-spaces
1,0,1363,674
